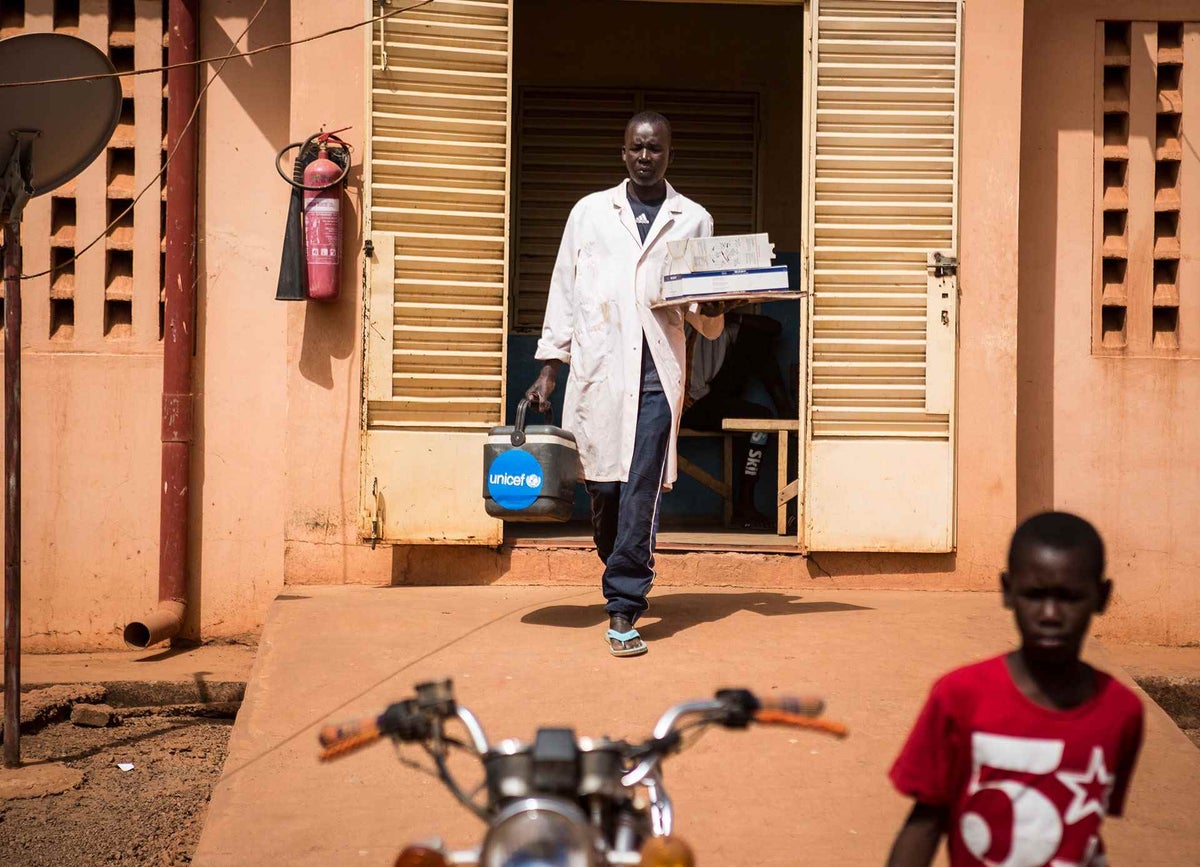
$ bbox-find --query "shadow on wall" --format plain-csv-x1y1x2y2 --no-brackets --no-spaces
520,591,872,642
298,164,363,389
390,545,515,587
185,4,295,644
1014,4,1062,520
201,3,293,153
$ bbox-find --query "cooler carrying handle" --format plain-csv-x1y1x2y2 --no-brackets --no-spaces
511,397,555,447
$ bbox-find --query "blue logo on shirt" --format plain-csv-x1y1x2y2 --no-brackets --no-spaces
487,449,544,510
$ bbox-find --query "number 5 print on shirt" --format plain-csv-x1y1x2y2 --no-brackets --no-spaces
963,733,1110,867
963,733,1064,866
960,734,1108,859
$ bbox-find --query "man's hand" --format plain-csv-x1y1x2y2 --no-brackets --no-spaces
697,299,742,317
525,360,562,413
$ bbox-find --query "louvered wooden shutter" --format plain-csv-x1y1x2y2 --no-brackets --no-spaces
361,0,512,544
366,0,511,430
804,0,960,552
512,88,759,332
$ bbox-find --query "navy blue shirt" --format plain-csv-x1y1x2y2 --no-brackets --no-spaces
628,189,666,393
640,336,662,393
627,188,664,243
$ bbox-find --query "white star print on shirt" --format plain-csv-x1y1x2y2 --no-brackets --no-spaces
1056,746,1114,825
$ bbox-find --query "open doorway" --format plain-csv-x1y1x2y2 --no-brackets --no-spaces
502,0,807,553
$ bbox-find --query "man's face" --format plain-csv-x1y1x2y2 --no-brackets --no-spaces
622,120,671,188
1002,544,1111,664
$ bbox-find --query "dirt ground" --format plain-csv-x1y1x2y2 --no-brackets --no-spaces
0,713,232,866
1138,676,1200,749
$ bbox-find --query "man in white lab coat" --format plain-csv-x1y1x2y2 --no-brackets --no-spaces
526,111,730,657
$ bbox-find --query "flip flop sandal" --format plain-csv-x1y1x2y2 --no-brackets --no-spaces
606,627,648,658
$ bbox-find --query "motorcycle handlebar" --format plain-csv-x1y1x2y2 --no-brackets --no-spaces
758,695,827,718
318,714,385,761
754,708,849,738
317,687,844,766
625,689,846,787
706,689,828,730
318,697,434,762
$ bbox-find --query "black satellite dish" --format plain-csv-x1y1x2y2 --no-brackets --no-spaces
0,32,122,209
1,32,122,771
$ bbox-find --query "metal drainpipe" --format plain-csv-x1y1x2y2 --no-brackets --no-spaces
124,0,198,649
4,219,24,766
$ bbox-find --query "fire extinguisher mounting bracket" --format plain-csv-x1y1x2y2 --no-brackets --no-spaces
275,137,351,192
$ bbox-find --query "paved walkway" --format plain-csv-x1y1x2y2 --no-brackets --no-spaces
193,586,1200,866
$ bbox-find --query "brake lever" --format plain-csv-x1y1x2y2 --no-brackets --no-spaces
621,732,688,788
650,699,726,740
623,732,679,762
621,698,731,787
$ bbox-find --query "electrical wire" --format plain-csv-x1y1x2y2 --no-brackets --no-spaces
18,0,430,281
0,1,434,89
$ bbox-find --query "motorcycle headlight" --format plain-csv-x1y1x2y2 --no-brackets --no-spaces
639,836,695,867
394,846,449,867
480,798,597,867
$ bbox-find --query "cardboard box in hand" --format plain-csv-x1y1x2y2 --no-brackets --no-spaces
654,232,801,308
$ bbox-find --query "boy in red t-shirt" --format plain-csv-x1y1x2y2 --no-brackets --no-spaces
887,512,1144,867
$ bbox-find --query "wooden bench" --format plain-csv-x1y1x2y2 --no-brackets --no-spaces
676,428,734,527
722,418,800,535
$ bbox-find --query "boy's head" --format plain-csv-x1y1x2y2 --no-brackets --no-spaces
1001,512,1111,663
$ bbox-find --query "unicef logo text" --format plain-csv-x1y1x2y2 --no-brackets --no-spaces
488,472,542,488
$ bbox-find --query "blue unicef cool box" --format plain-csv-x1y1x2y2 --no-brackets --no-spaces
483,399,580,522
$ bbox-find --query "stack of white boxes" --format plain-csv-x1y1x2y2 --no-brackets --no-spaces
653,233,799,307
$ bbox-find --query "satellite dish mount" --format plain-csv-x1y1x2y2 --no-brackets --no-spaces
1,129,39,224
1,32,122,770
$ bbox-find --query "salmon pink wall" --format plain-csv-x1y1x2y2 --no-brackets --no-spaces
0,1,292,650
280,0,384,587
189,0,292,644
1019,0,1200,644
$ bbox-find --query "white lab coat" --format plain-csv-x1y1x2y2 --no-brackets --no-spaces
535,180,724,487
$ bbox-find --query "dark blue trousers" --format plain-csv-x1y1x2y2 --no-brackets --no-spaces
585,388,672,621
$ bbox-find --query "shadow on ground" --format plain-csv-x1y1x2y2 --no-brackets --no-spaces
521,591,872,642
28,718,215,765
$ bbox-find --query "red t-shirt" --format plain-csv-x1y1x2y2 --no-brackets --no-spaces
890,655,1144,867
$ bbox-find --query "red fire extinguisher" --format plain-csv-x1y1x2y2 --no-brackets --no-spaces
275,128,352,302
303,141,344,302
